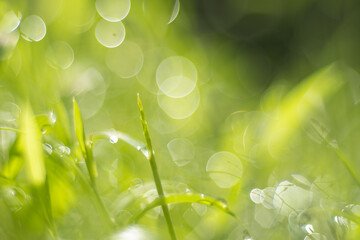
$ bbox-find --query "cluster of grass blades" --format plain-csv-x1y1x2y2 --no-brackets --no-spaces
0,95,244,240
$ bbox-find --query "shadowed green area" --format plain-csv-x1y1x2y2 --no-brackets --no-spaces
2,0,360,239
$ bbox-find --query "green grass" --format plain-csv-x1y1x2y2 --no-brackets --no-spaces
3,0,360,239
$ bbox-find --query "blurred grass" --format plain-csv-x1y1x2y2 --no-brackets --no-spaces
2,0,360,239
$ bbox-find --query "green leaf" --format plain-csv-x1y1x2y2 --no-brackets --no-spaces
20,103,46,186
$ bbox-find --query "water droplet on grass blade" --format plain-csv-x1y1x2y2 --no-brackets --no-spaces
206,151,242,188
20,15,46,42
95,20,125,48
43,143,53,155
303,224,314,234
56,145,71,156
167,138,195,166
96,0,130,22
109,135,118,143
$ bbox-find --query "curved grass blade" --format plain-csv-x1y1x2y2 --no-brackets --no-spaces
137,94,177,240
92,130,147,158
133,193,236,222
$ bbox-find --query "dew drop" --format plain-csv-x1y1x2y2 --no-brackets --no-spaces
56,145,71,156
303,224,314,234
43,143,53,155
110,135,118,144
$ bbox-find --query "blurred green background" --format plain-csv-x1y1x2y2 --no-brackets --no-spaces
2,0,360,239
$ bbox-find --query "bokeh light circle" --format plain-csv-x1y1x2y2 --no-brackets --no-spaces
96,0,130,22
206,151,242,188
20,15,46,42
106,41,143,78
95,20,125,48
46,41,74,69
157,87,200,119
156,56,197,98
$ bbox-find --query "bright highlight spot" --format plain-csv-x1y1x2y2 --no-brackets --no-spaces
20,15,46,42
95,20,125,48
206,151,242,188
96,0,130,22
110,226,152,240
106,41,143,78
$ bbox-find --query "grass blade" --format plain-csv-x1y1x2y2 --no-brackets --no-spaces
73,97,98,182
20,103,46,186
137,94,177,240
133,193,236,222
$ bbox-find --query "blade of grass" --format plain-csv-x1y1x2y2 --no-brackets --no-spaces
73,98,98,183
137,94,177,240
72,98,113,229
20,103,46,186
20,103,57,239
132,193,236,222
91,130,146,157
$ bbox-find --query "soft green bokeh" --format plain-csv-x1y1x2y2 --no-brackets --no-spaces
1,0,360,239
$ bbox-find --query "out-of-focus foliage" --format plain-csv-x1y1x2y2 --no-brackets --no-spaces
1,0,360,239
